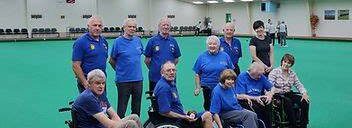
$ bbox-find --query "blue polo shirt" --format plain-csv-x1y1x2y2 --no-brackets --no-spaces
110,36,143,83
73,89,111,128
144,34,181,82
210,83,243,116
72,33,108,75
235,71,272,96
219,37,242,65
154,77,185,115
193,51,234,89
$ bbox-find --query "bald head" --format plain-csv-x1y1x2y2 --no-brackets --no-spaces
161,61,176,81
249,62,265,80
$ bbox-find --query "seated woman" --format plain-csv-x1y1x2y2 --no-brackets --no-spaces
210,69,258,128
268,53,310,128
72,69,142,128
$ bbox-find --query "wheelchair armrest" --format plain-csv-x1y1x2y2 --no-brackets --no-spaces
58,107,71,112
145,91,153,95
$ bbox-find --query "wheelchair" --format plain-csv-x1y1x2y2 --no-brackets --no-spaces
143,91,182,128
272,92,307,128
58,101,77,128
220,116,266,128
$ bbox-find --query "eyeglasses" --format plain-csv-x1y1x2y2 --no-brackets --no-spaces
92,81,105,87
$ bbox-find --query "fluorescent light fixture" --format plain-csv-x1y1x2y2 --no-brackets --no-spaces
207,1,219,3
193,1,204,4
223,0,235,2
240,0,253,1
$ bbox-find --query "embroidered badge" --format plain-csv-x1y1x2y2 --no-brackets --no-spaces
155,46,160,52
90,44,95,50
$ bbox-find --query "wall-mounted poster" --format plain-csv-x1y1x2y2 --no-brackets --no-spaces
338,10,349,20
324,10,335,20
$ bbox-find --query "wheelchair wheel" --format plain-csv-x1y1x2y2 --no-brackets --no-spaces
155,123,181,128
143,118,153,128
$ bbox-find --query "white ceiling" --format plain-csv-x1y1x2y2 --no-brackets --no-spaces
177,0,275,4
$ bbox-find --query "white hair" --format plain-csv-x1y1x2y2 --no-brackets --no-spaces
87,69,106,83
206,35,220,46
122,18,137,27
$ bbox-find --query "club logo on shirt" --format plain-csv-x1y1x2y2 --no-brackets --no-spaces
154,45,160,52
220,47,224,51
100,101,108,114
172,92,178,99
170,44,175,53
90,43,95,50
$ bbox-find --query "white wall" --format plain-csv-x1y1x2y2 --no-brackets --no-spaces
275,0,311,36
98,0,206,32
98,0,149,29
208,2,252,35
27,0,97,32
149,0,206,31
314,0,352,37
0,0,26,29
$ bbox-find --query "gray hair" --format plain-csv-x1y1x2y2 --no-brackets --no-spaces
87,69,106,83
87,16,102,25
224,22,235,30
206,35,220,46
158,17,171,26
122,18,137,27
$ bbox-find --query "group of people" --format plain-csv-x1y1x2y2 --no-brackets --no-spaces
265,19,288,47
70,15,309,128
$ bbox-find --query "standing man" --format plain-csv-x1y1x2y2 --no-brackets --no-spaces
267,20,276,45
144,17,181,92
195,21,201,36
72,16,108,93
109,18,143,118
277,21,288,47
220,22,242,76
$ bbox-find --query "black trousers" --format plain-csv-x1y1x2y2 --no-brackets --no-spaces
239,99,272,128
202,86,212,111
149,81,157,92
274,92,309,127
234,64,241,76
269,33,275,45
116,81,143,118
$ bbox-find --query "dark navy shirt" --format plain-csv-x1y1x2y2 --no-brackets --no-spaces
110,36,143,83
72,33,108,75
154,77,185,115
220,37,242,65
73,89,111,128
144,34,181,82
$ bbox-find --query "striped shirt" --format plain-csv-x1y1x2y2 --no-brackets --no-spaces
268,67,307,94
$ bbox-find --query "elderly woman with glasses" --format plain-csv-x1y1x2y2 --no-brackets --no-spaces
193,35,235,111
